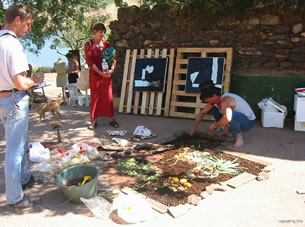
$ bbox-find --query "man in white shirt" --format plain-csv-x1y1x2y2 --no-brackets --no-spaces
0,3,44,209
189,80,256,148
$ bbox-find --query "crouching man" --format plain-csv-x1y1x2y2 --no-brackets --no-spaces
189,80,256,148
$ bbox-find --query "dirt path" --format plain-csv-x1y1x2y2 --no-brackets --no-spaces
43,73,64,100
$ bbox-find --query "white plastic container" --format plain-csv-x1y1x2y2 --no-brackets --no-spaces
294,119,305,132
294,94,305,122
261,110,285,128
259,98,287,128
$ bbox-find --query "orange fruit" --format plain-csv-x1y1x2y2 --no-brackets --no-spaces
172,177,179,183
183,182,192,188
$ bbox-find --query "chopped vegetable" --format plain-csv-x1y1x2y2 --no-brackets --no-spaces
180,178,187,184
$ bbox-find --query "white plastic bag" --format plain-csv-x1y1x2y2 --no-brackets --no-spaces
107,130,127,136
29,142,50,162
112,193,154,223
30,161,56,172
82,142,100,160
112,138,128,146
133,126,152,138
80,196,111,219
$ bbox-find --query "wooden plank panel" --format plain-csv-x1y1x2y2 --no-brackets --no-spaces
140,49,152,114
174,68,188,74
173,90,199,96
223,48,233,92
169,49,183,116
173,80,188,86
155,49,167,115
170,101,205,108
126,49,138,113
133,49,145,114
178,48,207,53
175,59,188,64
169,47,233,119
148,49,160,115
119,49,131,112
164,48,175,116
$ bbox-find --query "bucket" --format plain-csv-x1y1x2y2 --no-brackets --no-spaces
55,164,99,203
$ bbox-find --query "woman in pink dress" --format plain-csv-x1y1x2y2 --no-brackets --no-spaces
84,23,118,130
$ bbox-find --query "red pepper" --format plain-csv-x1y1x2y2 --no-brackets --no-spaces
57,148,69,156
78,149,86,155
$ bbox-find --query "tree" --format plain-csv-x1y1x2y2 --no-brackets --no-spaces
0,0,109,56
115,0,305,16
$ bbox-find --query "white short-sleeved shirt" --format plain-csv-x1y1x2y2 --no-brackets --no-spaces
221,92,256,120
0,30,29,91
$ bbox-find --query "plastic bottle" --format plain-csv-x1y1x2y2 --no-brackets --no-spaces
102,59,109,72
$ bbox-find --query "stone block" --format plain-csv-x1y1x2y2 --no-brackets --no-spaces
257,171,270,181
187,195,201,206
226,172,257,189
168,204,192,218
200,191,209,199
205,185,215,195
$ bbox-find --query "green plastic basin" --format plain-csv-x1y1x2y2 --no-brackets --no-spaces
55,164,99,203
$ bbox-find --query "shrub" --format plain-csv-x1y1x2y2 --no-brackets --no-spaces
33,66,56,73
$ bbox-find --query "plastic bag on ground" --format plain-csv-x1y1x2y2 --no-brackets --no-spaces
133,126,152,138
112,138,128,146
82,142,100,160
107,130,127,136
80,196,111,219
30,161,56,172
112,193,154,224
29,142,50,162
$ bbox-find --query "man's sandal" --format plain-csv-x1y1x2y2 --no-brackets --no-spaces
109,119,119,128
88,120,97,130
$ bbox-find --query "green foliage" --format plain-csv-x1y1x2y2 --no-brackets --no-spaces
33,66,55,73
114,0,128,7
224,0,255,16
114,158,160,189
0,0,109,54
115,0,305,18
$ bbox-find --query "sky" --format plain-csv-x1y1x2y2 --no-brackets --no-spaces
26,38,69,68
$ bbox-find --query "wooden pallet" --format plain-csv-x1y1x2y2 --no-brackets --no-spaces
119,48,175,116
169,48,233,119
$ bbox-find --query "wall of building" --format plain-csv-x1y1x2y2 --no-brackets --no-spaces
109,4,305,116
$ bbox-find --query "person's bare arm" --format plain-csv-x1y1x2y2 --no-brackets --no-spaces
74,60,79,73
189,103,214,136
91,64,108,78
108,59,117,75
208,96,235,131
13,72,44,91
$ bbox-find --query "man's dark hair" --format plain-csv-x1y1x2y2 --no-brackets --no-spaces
5,3,34,24
199,80,221,100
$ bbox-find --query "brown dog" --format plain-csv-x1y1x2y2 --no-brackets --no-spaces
32,100,62,121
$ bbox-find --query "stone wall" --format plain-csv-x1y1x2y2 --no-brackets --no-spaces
109,4,305,95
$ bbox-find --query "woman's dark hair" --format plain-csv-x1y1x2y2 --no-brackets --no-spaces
65,53,73,59
91,23,106,33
